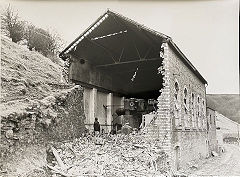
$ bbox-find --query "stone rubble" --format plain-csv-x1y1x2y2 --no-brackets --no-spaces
47,133,170,177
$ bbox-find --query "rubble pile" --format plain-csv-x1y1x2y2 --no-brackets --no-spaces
0,86,86,159
47,134,170,176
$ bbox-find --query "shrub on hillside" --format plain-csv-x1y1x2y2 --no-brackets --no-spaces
1,5,65,59
1,5,26,43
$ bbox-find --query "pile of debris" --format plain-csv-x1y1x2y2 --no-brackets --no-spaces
47,134,170,176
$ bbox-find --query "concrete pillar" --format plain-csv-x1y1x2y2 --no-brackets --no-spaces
121,97,125,106
89,88,97,131
107,93,113,132
0,34,1,141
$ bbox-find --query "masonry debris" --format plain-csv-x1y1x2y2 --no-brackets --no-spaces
46,134,170,177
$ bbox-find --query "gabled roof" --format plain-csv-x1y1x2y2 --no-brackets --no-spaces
60,10,207,85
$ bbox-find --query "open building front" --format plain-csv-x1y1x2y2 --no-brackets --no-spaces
60,10,209,170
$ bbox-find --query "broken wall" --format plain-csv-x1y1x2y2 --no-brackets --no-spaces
144,41,208,170
168,43,208,169
0,85,86,159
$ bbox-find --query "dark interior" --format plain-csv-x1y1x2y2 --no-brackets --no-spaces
68,11,166,99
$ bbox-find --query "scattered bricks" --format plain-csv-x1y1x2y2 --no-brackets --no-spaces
5,129,14,139
16,84,27,95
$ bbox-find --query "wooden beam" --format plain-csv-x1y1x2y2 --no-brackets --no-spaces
96,57,161,68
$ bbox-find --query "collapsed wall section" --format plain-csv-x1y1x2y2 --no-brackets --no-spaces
143,41,172,169
0,85,86,159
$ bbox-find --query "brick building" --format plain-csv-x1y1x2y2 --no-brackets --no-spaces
215,110,239,146
60,10,209,170
206,107,218,155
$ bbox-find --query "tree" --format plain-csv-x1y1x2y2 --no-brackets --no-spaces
47,29,65,55
24,24,65,57
1,5,26,43
25,25,49,55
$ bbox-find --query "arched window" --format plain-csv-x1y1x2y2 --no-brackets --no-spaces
197,96,202,128
202,100,205,128
183,87,189,127
174,81,181,127
196,95,200,128
184,88,187,104
175,82,179,100
175,82,179,92
191,93,196,128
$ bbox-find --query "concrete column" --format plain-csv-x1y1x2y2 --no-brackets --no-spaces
89,88,97,131
121,97,125,106
107,93,113,132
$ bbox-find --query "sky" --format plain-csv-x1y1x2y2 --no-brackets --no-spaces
1,0,239,94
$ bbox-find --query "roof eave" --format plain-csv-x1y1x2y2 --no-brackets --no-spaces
59,10,109,58
59,9,170,59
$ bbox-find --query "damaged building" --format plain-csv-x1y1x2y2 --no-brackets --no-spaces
59,10,210,170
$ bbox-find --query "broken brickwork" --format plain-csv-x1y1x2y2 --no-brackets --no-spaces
0,85,86,160
143,41,172,169
144,41,208,170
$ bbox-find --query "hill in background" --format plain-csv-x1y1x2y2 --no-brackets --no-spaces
207,94,240,124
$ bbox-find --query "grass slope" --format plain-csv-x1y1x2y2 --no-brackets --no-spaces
207,94,240,124
1,35,63,117
0,35,66,177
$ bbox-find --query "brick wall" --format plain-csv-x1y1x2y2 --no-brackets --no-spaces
143,42,172,169
145,41,208,170
168,42,208,169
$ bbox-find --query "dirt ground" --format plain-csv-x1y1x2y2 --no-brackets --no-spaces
182,144,240,176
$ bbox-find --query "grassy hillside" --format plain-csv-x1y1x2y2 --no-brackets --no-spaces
207,94,240,124
1,35,64,117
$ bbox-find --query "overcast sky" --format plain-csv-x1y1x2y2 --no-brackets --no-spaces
1,0,239,94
